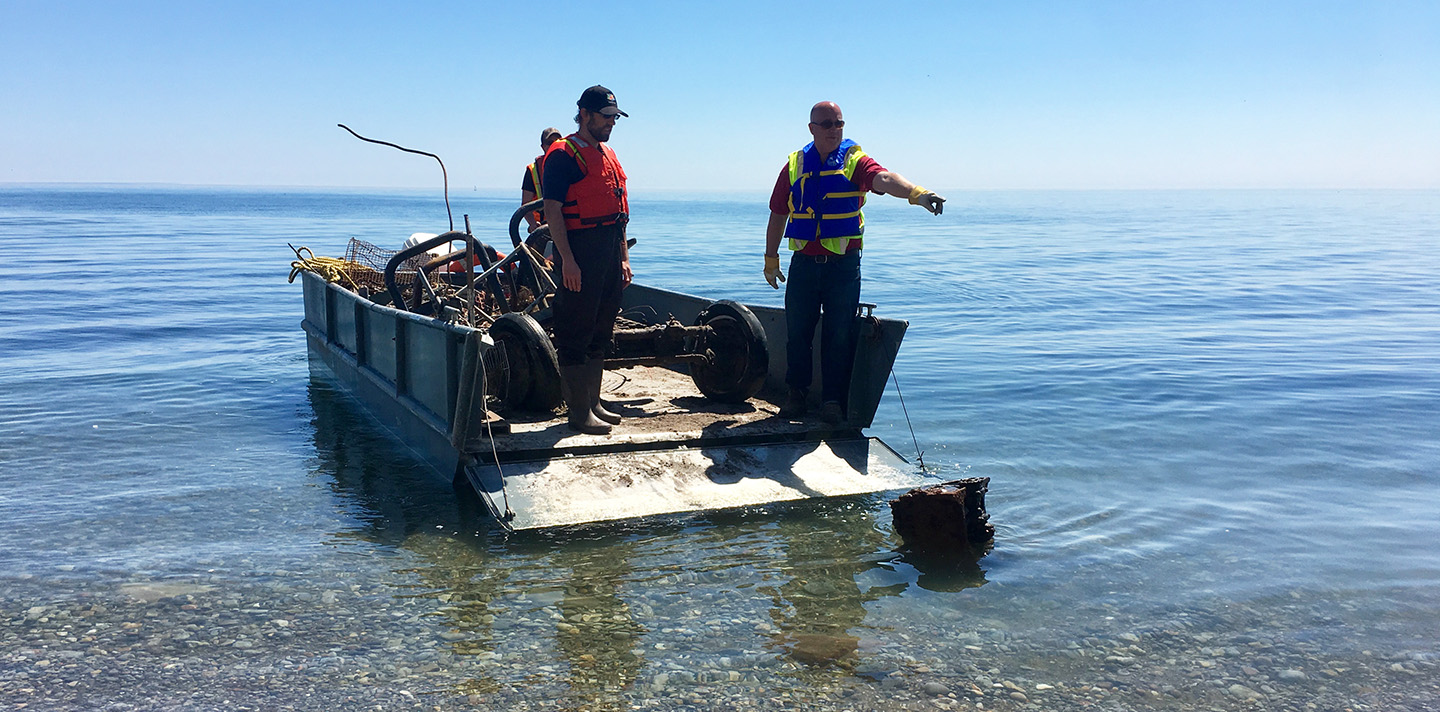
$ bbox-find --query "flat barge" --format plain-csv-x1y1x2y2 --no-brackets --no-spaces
296,221,920,530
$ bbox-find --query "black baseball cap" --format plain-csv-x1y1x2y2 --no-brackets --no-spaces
578,85,628,117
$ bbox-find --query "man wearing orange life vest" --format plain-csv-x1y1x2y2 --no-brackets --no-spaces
542,85,632,435
764,101,945,424
521,127,562,232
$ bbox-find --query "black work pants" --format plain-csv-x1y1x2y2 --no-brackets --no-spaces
551,223,625,367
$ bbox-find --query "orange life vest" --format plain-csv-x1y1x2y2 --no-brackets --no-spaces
545,135,628,232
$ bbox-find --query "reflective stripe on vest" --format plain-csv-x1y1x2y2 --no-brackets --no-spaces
527,157,545,223
783,139,866,255
546,135,629,232
527,158,544,199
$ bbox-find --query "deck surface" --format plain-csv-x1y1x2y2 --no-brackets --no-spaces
481,365,837,458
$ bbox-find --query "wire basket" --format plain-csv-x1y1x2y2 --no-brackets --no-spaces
341,237,427,293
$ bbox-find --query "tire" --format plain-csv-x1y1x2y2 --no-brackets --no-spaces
487,312,563,412
690,300,769,403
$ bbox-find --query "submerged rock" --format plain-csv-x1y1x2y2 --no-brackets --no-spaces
119,583,214,603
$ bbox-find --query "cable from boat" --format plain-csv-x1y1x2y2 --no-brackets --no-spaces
475,340,516,531
337,124,454,232
890,368,925,469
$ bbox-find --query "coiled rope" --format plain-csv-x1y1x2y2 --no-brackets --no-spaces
287,243,360,291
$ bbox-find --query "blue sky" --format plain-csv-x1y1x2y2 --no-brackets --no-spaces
2,1,1437,191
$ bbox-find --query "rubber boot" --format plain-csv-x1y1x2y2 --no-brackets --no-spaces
561,364,611,435
587,357,621,425
778,387,808,419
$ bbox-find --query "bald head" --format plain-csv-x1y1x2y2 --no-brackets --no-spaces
810,101,841,123
807,101,845,155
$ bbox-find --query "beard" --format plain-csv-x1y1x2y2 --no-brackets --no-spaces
585,114,614,143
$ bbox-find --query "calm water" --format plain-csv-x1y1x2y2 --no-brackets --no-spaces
1,186,1438,710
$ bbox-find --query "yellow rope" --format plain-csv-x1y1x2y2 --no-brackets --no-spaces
287,245,360,291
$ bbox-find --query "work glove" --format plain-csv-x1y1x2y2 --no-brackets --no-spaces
764,254,786,289
908,185,946,215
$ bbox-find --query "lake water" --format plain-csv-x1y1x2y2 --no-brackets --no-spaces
1,186,1437,710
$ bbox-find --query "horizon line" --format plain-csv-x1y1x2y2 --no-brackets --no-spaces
3,181,1436,194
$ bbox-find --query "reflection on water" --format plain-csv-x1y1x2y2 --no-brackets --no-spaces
895,548,989,594
306,368,493,543
765,508,898,671
551,541,647,708
308,371,505,695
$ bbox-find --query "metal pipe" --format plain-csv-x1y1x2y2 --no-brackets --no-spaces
464,215,476,328
509,199,544,248
382,231,486,313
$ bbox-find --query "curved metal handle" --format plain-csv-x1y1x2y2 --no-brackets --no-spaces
507,200,555,304
509,200,545,248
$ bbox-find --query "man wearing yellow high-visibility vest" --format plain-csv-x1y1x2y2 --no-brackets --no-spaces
764,101,945,424
521,127,563,232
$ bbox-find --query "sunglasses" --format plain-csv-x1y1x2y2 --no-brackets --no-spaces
811,120,845,129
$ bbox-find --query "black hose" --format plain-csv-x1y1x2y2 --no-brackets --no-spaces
383,231,477,311
338,124,453,232
509,199,543,249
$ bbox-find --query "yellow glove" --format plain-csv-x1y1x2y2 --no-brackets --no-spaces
764,254,785,289
908,185,946,215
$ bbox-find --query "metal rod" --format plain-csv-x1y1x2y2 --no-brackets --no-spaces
464,215,475,328
602,354,709,368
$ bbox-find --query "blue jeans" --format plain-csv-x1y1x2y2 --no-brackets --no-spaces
784,250,861,403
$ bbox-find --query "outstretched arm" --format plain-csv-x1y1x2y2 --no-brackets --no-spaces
872,171,945,215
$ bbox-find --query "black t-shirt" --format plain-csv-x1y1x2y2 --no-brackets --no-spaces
521,165,537,194
541,147,585,204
